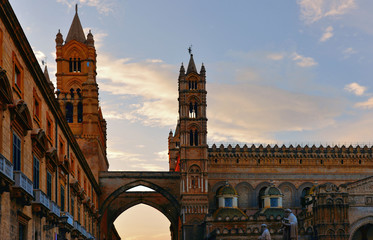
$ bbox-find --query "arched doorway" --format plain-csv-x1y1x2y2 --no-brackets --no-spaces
351,224,373,240
99,178,181,240
114,204,171,239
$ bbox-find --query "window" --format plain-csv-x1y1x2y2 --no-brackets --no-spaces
33,156,40,189
47,171,52,199
19,223,26,240
59,137,65,159
14,66,21,88
13,132,21,171
225,198,233,207
12,53,23,97
189,102,198,118
71,196,75,217
60,185,65,212
65,102,73,123
46,114,53,143
78,204,81,222
69,58,81,72
33,89,42,125
78,102,83,123
270,198,278,207
189,130,198,146
188,80,197,90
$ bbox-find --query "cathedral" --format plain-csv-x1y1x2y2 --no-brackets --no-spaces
0,0,373,239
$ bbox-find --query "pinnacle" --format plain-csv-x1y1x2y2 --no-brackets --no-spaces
65,4,86,43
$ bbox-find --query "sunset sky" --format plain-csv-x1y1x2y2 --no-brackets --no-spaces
9,0,373,239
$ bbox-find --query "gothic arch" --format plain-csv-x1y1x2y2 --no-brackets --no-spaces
187,95,201,103
210,181,228,210
100,179,180,240
349,216,373,240
254,182,270,208
100,179,179,217
65,79,82,91
297,182,314,206
278,182,297,208
235,182,254,208
64,43,88,59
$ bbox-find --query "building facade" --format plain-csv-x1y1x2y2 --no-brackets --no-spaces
1,0,373,240
0,1,110,239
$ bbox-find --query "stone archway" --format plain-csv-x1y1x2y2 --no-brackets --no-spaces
99,172,181,240
350,216,373,240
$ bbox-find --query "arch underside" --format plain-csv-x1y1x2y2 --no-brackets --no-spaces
99,176,181,240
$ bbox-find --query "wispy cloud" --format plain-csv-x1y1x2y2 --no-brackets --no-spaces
355,98,373,109
57,0,114,15
292,52,318,67
344,82,366,96
267,53,284,61
320,26,334,42
298,0,356,24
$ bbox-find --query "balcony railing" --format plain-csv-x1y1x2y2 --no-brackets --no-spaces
13,171,33,196
0,154,13,181
61,211,74,227
74,221,82,233
33,189,50,209
81,227,87,237
50,200,60,217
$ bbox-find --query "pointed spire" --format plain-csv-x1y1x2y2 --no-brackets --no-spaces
65,4,86,43
56,29,63,46
200,63,205,75
179,62,185,74
44,65,55,92
186,54,197,74
86,29,94,47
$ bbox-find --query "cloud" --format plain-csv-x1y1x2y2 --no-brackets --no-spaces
298,0,356,24
320,26,334,42
344,82,366,96
267,53,284,61
107,148,166,171
57,0,114,15
97,53,177,127
292,52,318,67
33,49,46,67
355,97,373,109
83,28,108,49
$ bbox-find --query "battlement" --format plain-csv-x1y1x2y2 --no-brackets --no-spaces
209,143,373,155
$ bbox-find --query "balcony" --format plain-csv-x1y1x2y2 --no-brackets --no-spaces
60,211,74,231
81,227,87,238
12,171,33,205
72,221,82,238
48,200,60,221
0,154,14,193
32,189,50,216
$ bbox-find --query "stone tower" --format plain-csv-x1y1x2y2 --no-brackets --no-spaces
55,5,108,181
169,52,208,239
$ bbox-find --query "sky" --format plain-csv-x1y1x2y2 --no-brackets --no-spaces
8,0,373,239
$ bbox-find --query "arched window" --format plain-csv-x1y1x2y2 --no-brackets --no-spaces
78,102,83,123
66,102,74,123
76,88,82,98
70,88,74,99
189,165,201,191
301,187,310,208
258,187,266,209
190,130,193,146
189,129,199,146
194,130,198,146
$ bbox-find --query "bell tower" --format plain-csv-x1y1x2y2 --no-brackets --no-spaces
55,5,108,180
169,49,208,239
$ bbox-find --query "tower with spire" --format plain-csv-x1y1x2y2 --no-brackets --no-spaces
169,50,208,239
55,5,108,181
